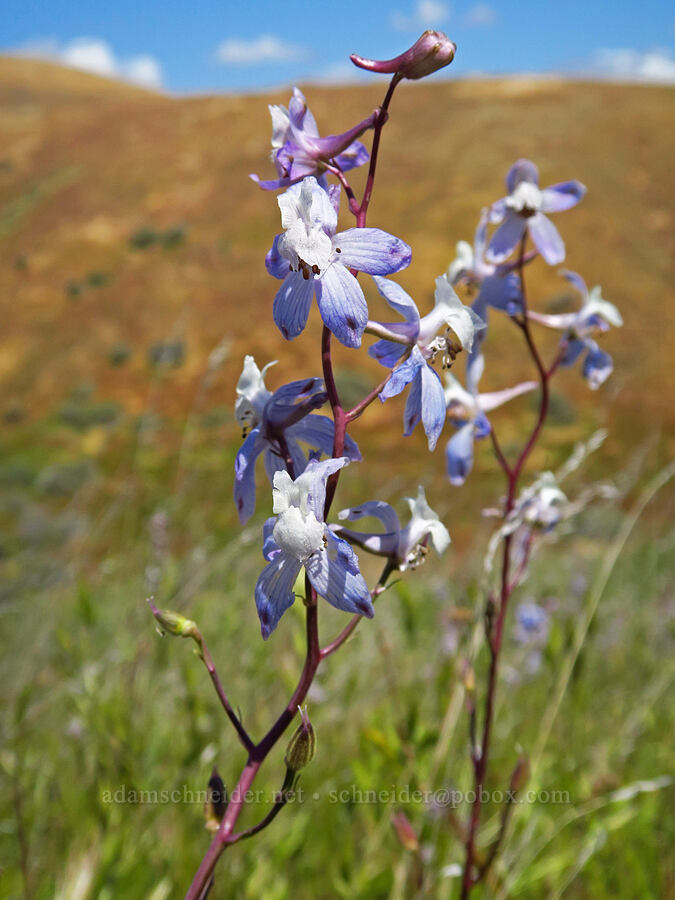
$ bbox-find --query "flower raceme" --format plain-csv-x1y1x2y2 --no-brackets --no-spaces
234,356,360,523
254,458,374,639
250,87,374,191
486,159,586,266
266,177,411,348
368,274,485,450
333,486,450,571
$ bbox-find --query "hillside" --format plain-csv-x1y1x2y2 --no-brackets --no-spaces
1,58,673,478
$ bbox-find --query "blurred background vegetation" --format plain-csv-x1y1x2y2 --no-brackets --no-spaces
0,57,673,898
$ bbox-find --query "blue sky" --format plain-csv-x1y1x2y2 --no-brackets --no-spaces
3,0,674,93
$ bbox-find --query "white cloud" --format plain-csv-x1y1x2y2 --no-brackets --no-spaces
13,37,163,89
588,47,675,84
463,3,497,27
215,34,306,66
391,0,449,33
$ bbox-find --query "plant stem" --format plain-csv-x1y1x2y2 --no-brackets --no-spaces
460,233,556,896
357,73,402,226
186,75,401,898
197,635,254,753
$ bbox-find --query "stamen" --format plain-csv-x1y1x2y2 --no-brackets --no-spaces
406,544,429,569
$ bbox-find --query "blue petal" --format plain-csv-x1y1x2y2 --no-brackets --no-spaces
288,87,313,130
273,271,315,341
263,446,289,485
334,142,369,172
337,500,400,535
251,174,291,191
266,234,291,279
264,377,327,429
560,269,588,299
478,273,523,315
335,229,411,275
305,533,374,618
234,429,265,524
262,517,281,561
560,338,587,367
255,552,303,639
372,275,420,325
379,345,425,400
582,344,613,390
540,181,586,214
301,457,350,520
315,264,368,348
419,363,447,451
446,423,475,486
369,338,408,369
474,411,492,440
506,159,539,192
486,212,526,264
287,414,362,461
403,367,423,437
528,213,565,265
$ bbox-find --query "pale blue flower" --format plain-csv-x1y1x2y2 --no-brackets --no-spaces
447,207,523,318
255,458,373,639
333,486,451,570
486,159,586,266
368,274,485,450
266,177,411,348
528,271,622,389
234,356,360,523
250,87,373,191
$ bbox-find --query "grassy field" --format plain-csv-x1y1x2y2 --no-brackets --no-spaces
0,59,673,898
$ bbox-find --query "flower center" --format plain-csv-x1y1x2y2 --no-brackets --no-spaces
427,328,463,369
507,182,542,217
273,506,326,562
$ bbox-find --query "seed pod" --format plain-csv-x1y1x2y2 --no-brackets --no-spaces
284,706,316,772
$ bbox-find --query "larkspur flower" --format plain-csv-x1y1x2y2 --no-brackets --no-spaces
486,159,586,266
447,208,523,319
333,485,450,571
234,356,360,524
445,351,537,485
266,177,411,348
516,472,567,531
527,271,622,390
368,274,485,450
514,602,550,645
255,457,374,639
250,87,375,191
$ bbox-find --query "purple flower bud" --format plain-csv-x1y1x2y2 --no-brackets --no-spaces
350,31,456,81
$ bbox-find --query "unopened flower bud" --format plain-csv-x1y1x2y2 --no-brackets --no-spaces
284,706,316,772
148,598,199,640
350,31,456,81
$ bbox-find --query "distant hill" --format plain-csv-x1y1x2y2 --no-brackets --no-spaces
0,57,673,468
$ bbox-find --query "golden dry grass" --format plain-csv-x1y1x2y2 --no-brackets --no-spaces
0,59,672,466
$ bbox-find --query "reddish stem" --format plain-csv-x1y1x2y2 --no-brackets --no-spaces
357,74,401,226
460,232,558,896
186,75,402,899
